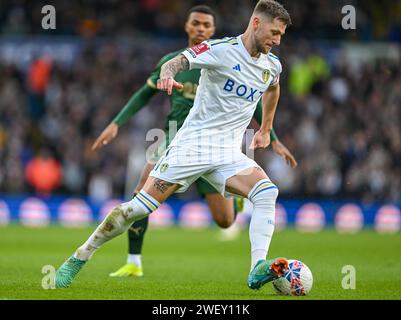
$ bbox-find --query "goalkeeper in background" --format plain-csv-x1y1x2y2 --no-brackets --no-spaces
91,5,297,278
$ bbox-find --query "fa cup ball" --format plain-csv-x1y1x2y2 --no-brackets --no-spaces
272,259,313,296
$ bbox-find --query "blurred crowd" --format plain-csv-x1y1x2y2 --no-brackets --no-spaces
0,0,400,203
1,0,401,41
0,40,173,200
263,54,401,203
1,40,400,202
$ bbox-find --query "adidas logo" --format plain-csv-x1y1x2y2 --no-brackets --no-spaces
233,64,241,71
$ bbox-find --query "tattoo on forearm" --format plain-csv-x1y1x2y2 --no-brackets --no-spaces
161,54,189,79
180,55,190,70
153,179,174,193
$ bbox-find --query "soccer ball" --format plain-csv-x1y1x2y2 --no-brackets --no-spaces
272,259,313,296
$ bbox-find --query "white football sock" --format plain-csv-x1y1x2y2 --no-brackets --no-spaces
127,254,142,268
74,191,160,260
248,179,279,270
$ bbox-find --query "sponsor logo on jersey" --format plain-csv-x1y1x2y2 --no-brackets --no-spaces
263,69,271,83
223,78,264,102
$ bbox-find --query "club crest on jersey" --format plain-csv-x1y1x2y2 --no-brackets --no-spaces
262,69,271,83
160,163,169,173
187,43,209,58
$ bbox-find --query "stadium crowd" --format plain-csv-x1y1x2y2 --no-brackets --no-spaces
1,0,401,41
0,0,400,203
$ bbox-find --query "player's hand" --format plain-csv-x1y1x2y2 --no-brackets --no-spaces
250,130,271,150
91,122,119,151
271,140,298,168
157,77,184,95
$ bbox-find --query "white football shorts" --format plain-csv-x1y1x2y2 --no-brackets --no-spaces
149,145,260,197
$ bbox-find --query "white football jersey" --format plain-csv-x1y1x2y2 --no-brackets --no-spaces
170,35,282,156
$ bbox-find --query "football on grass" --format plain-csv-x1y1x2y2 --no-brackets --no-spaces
272,259,313,296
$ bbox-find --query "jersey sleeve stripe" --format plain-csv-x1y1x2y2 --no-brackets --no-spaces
207,37,238,46
209,40,239,47
205,36,239,48
206,38,223,45
268,53,280,60
210,41,228,46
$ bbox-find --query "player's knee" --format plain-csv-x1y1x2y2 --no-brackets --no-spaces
209,205,235,228
214,215,234,228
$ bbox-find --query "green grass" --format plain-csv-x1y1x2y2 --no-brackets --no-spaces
0,224,400,300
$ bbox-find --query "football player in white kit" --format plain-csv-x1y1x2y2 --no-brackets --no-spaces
55,0,292,290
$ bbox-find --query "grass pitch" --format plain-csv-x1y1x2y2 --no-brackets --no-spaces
0,224,400,300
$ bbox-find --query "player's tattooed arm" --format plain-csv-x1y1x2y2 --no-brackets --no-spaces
153,178,175,193
157,55,187,95
160,54,189,78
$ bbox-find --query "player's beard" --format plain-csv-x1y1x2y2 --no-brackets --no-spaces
255,38,269,54
256,42,268,54
251,32,268,55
